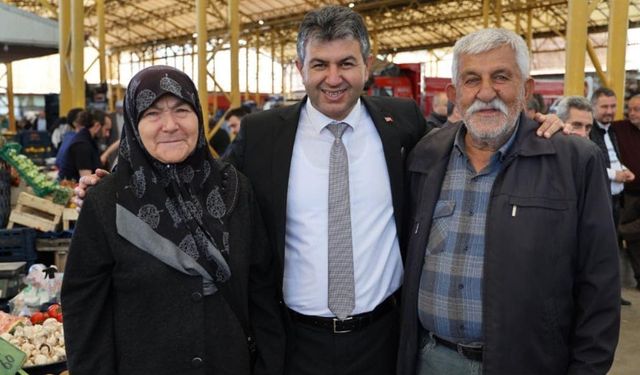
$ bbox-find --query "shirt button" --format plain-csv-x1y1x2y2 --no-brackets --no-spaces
469,210,474,216
459,324,465,330
191,357,204,368
191,292,203,302
458,284,464,290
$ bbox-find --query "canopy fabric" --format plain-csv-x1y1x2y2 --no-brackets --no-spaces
0,2,58,63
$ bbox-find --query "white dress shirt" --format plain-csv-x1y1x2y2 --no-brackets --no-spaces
597,121,625,195
283,99,403,317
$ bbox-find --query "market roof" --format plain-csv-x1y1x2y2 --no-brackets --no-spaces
4,0,640,62
0,2,58,63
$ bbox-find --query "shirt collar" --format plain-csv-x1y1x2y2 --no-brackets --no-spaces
454,117,520,162
304,98,362,134
596,120,610,130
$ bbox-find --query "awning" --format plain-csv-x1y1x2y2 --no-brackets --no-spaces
0,3,58,63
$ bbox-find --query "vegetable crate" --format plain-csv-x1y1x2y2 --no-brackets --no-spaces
7,192,64,232
0,228,37,267
0,261,26,299
35,238,71,272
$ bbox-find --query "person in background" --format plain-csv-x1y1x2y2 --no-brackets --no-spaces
555,95,593,138
208,117,231,156
525,97,541,119
398,28,620,375
426,92,449,129
61,65,284,375
54,107,84,160
35,110,47,132
590,87,635,306
58,110,111,182
614,94,640,291
226,106,251,137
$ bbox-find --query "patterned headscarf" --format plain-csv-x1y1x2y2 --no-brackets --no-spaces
115,66,236,295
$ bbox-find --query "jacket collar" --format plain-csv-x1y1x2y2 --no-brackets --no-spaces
409,112,557,174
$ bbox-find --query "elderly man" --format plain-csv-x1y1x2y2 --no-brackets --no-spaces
397,28,620,375
615,94,640,290
555,95,593,138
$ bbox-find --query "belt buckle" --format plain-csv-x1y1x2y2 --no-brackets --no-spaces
332,317,353,334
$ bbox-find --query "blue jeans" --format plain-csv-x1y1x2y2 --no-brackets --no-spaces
415,333,483,375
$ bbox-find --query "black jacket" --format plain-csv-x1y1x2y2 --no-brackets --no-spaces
589,121,620,169
226,96,428,284
398,115,620,375
62,168,285,375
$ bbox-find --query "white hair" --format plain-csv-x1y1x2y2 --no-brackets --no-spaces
451,28,530,85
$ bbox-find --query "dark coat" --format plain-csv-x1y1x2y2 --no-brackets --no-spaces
398,115,620,375
61,168,285,375
224,96,428,358
226,96,428,286
589,121,620,169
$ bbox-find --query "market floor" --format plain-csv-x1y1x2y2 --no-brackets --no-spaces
609,253,640,375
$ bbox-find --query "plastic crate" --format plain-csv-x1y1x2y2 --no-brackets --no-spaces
0,261,26,299
0,228,37,266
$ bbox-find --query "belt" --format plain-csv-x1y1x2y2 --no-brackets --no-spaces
288,295,396,334
431,333,483,362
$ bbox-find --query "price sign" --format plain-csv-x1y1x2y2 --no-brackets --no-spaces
0,337,26,375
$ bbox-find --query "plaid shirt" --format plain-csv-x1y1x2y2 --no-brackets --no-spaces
418,123,518,344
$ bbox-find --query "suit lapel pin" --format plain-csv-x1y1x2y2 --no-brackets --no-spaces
384,115,394,124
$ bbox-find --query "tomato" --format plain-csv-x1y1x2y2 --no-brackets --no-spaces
47,304,62,319
56,314,63,323
30,312,46,325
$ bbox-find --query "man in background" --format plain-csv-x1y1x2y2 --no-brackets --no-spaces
615,94,640,291
426,92,449,129
555,95,593,138
590,88,635,305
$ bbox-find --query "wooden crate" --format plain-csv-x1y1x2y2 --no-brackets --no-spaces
36,238,71,272
62,208,79,230
7,192,64,232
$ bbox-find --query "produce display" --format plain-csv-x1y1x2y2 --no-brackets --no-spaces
0,142,72,205
0,317,66,367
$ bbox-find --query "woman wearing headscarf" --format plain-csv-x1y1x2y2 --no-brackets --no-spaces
61,66,284,375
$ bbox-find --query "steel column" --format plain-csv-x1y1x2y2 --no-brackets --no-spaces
526,9,533,52
245,45,250,101
229,0,241,107
280,41,285,95
196,0,209,127
71,0,85,108
271,32,276,95
255,31,260,105
586,40,609,88
6,64,15,133
58,0,72,115
563,0,589,96
607,0,629,120
97,0,106,83
483,0,490,28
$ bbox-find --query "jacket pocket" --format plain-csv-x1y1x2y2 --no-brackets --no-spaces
508,196,570,211
425,200,456,255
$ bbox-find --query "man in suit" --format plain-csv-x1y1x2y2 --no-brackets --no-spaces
227,6,426,374
589,87,635,306
397,28,620,375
